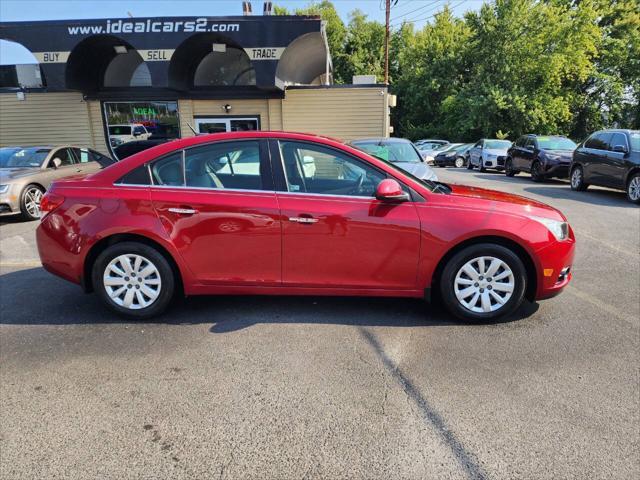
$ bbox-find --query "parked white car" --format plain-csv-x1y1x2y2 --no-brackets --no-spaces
467,139,513,172
108,124,151,144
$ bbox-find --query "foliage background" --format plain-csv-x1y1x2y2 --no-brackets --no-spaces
276,0,640,142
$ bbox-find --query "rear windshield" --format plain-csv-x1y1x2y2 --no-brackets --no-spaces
0,147,50,168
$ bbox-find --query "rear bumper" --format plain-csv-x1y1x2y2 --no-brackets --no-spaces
36,214,84,286
534,233,576,300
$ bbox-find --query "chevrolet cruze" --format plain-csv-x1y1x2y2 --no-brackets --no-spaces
36,132,575,322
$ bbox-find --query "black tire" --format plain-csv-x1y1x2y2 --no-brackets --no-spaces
19,184,44,221
455,157,465,168
530,161,544,182
439,243,527,322
466,158,473,170
92,242,176,319
479,162,486,172
505,158,517,177
626,172,640,204
570,165,588,191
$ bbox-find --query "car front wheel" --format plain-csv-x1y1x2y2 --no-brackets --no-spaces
570,165,588,191
466,159,473,170
627,172,640,204
455,157,465,168
531,161,544,182
505,158,518,177
92,242,175,319
439,244,527,322
20,184,44,221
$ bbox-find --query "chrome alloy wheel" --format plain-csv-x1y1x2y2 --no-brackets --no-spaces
454,256,515,313
103,254,162,310
629,176,640,201
24,187,43,218
455,157,465,168
571,168,582,189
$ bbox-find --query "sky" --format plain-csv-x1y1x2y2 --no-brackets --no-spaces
0,0,484,64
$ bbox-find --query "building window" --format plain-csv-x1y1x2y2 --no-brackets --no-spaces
104,101,180,159
193,47,256,87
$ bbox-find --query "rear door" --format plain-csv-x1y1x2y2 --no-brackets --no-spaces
272,139,422,290
149,139,282,286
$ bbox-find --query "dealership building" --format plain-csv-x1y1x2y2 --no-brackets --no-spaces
0,12,394,158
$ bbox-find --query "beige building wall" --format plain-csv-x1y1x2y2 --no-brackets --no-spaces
282,87,389,141
0,92,108,153
1,87,390,152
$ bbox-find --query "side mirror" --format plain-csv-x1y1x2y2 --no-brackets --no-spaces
52,158,62,169
375,179,410,203
612,144,628,154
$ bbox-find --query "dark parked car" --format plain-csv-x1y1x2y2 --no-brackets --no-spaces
434,143,474,168
505,135,577,181
570,129,640,204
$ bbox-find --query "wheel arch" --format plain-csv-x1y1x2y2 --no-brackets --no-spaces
82,233,184,296
430,235,538,302
624,166,640,186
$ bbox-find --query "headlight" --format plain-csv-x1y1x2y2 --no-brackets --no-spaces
529,215,569,241
0,184,9,194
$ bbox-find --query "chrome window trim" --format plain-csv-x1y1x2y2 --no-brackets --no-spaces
275,190,375,201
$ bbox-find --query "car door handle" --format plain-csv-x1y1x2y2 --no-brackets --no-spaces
289,216,318,224
168,207,198,215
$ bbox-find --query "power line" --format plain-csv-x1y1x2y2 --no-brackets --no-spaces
391,0,465,26
390,0,442,22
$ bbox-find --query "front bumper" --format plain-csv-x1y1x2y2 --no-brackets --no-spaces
0,190,20,216
482,157,504,170
543,162,570,178
534,232,576,300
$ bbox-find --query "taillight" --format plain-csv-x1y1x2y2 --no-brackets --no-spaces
40,192,65,218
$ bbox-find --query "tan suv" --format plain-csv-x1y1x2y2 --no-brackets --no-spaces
0,145,114,220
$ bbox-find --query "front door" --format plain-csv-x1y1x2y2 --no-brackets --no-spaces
195,117,259,134
272,140,422,290
149,139,281,286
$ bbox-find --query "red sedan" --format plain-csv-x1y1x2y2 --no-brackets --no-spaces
36,132,575,322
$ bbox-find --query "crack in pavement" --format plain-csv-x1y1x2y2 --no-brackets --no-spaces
359,327,488,480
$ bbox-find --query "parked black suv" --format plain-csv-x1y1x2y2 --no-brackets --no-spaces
570,129,640,204
505,135,576,181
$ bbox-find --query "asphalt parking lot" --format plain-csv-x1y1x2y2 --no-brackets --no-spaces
0,168,638,479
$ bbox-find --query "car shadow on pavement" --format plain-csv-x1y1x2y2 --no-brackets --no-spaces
0,267,538,330
0,216,32,227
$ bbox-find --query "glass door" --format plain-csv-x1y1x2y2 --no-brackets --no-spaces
195,117,259,134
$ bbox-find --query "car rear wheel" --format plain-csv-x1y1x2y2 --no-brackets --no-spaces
92,242,175,319
531,161,544,182
20,184,44,221
439,244,527,322
627,172,640,204
455,157,465,168
570,165,588,191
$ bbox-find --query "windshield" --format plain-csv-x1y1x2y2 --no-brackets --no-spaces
629,132,640,152
536,136,576,151
484,140,512,150
419,142,448,151
0,147,50,168
352,140,423,163
109,126,132,135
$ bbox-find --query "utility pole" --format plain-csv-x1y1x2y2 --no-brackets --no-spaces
384,0,390,84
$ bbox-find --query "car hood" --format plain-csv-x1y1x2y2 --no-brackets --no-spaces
448,184,565,220
543,150,573,161
483,148,509,156
394,162,438,181
0,167,41,182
